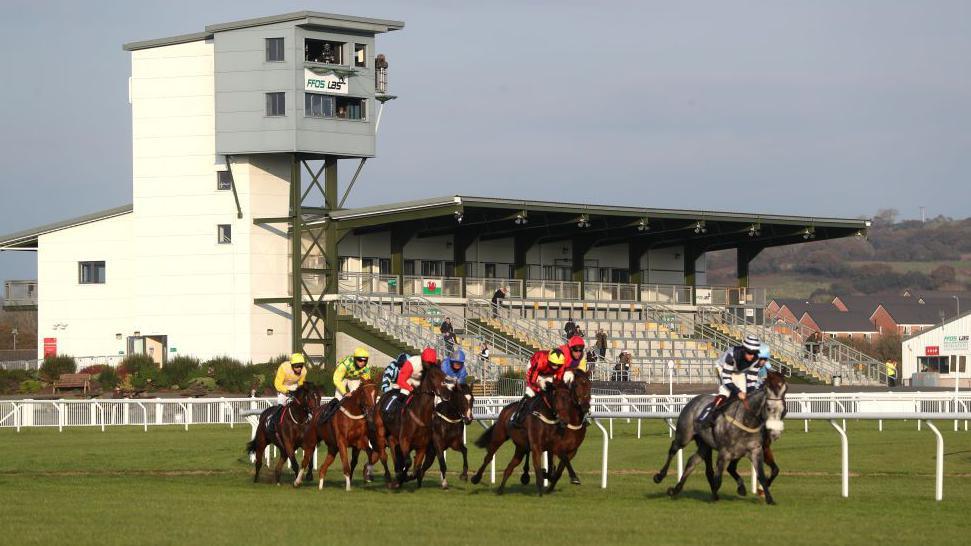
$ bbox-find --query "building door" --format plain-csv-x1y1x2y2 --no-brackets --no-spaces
128,335,168,365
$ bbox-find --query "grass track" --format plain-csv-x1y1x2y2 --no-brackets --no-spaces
1,420,970,545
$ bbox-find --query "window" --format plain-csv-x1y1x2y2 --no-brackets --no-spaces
421,261,443,276
217,170,233,191
354,43,367,67
404,260,416,276
265,38,285,62
265,92,285,116
362,258,391,275
79,261,106,284
611,269,630,283
305,93,334,118
218,224,232,244
305,39,344,64
305,94,366,121
336,97,366,120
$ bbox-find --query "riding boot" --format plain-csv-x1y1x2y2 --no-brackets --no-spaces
511,396,529,427
697,395,727,427
321,398,341,422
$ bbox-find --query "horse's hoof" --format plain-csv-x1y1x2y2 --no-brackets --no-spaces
570,477,581,486
470,474,481,485
459,473,468,482
496,487,505,496
652,473,664,484
441,482,449,490
711,494,720,502
520,474,530,485
737,485,747,496
666,487,678,497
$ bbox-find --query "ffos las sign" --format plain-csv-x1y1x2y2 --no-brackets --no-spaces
304,69,348,94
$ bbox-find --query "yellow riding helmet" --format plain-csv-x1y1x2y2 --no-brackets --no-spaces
353,347,370,360
290,353,306,365
548,348,565,367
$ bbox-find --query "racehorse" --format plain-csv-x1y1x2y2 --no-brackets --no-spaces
294,379,379,491
419,381,475,489
653,371,788,504
378,363,449,488
246,383,320,485
471,369,590,495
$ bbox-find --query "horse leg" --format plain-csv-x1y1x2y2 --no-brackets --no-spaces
565,454,581,485
753,447,775,505
294,432,317,488
711,450,730,500
726,458,746,496
338,440,353,492
497,444,528,495
350,447,362,485
317,445,338,490
273,449,287,486
546,457,568,493
531,446,546,496
413,445,429,489
458,444,469,482
252,432,266,483
699,444,719,501
667,450,704,498
435,447,449,490
520,451,531,485
764,444,780,488
653,439,683,484
471,423,507,485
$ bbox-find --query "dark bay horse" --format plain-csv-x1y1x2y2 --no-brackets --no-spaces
379,364,449,488
294,379,379,491
246,383,320,485
419,381,475,489
653,371,788,504
471,370,590,495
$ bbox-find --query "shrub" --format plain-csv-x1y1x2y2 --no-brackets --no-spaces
119,354,159,389
160,356,201,389
0,369,33,394
20,379,44,394
79,364,106,375
40,355,77,381
305,364,334,396
186,376,217,391
205,356,249,393
98,366,120,390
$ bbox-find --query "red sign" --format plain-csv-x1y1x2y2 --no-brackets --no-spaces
43,337,57,357
926,346,940,356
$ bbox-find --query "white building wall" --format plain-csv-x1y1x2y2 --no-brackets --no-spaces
37,214,134,359
902,315,971,382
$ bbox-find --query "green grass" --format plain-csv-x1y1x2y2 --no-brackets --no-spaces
1,421,970,545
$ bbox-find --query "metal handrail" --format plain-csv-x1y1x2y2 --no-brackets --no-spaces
466,298,562,350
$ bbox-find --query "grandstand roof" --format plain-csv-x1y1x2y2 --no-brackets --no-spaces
322,195,870,252
0,204,132,250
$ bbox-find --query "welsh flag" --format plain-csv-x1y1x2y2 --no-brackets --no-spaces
422,278,443,296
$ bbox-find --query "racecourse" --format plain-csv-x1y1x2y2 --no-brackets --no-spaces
1,420,969,545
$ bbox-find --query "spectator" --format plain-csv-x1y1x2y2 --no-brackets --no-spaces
491,287,506,318
444,330,456,355
440,317,454,336
618,351,632,381
595,329,608,360
886,360,897,387
564,317,577,341
479,343,490,362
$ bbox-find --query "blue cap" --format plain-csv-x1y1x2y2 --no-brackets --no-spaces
452,349,466,363
758,346,770,359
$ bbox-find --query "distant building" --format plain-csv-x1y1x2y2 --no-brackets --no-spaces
870,302,949,337
901,311,971,388
798,308,878,341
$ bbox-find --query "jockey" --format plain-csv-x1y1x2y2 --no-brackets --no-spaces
511,348,565,427
385,347,438,414
381,353,410,393
273,353,307,406
333,347,373,399
442,349,468,385
559,335,588,373
698,335,763,426
319,347,372,421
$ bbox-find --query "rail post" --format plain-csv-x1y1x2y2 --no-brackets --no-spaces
924,420,944,501
666,418,683,480
592,418,609,489
829,419,849,498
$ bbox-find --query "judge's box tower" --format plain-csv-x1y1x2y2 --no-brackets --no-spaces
125,12,403,365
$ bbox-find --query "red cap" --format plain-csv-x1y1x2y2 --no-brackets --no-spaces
421,347,438,364
568,336,585,348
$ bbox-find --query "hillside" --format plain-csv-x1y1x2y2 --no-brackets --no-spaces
708,210,971,300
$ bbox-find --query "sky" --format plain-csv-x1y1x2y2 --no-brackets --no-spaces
1,0,970,280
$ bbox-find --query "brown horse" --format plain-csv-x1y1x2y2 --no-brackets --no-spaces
294,379,379,491
379,363,449,488
246,383,320,485
471,370,588,495
419,381,475,489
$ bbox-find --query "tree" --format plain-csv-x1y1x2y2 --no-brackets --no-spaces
930,265,956,288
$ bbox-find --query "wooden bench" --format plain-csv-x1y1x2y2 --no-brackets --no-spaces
53,373,92,394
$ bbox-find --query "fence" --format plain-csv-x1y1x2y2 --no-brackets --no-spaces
0,354,123,372
4,392,966,500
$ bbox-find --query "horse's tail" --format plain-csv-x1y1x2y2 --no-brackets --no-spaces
246,438,257,454
474,424,495,449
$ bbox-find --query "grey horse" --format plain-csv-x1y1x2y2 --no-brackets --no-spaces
653,371,788,504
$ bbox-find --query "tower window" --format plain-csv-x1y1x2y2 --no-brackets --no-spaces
354,44,367,67
218,225,232,244
217,170,233,191
79,261,106,284
265,38,285,62
305,94,366,121
305,39,344,64
265,92,285,116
